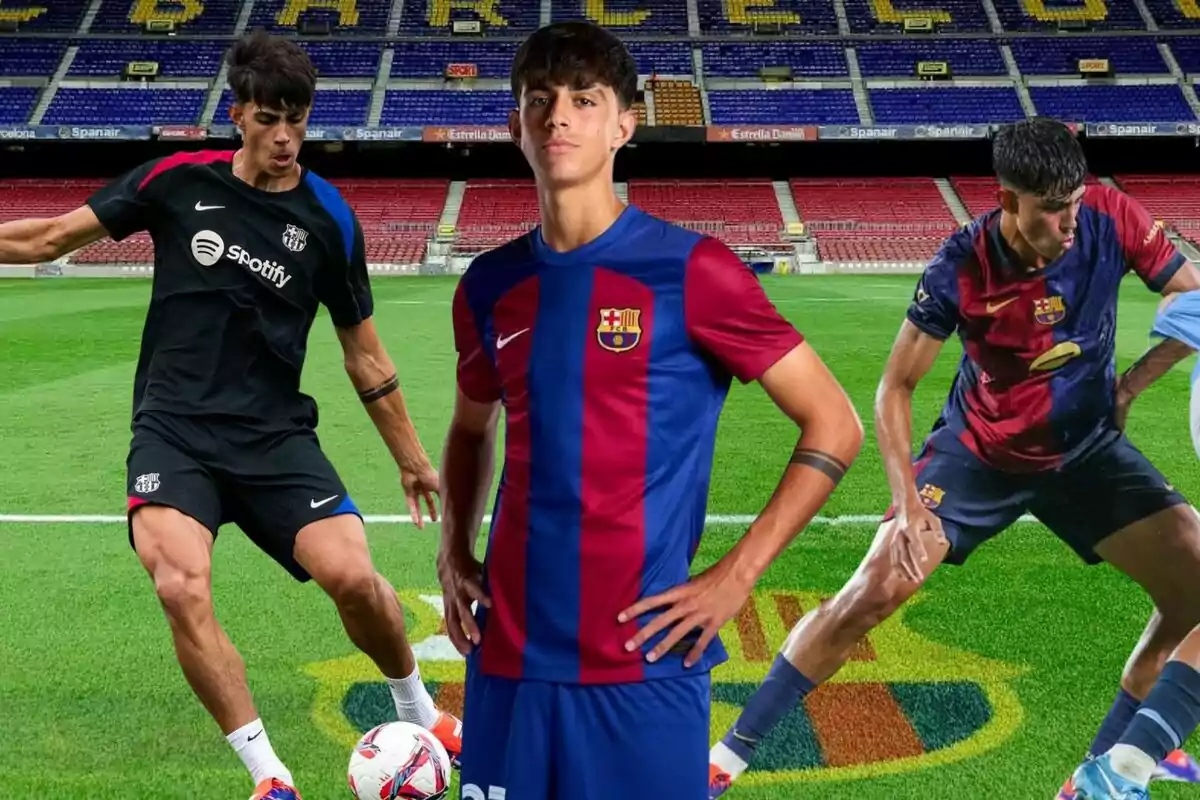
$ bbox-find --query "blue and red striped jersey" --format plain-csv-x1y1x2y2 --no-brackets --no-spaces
908,184,1185,473
452,206,804,684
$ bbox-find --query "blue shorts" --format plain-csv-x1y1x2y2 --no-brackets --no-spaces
885,428,1188,565
460,653,710,800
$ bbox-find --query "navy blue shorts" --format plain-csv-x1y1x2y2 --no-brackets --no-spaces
885,429,1188,565
460,652,710,800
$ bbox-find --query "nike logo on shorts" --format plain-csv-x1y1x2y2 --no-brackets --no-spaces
497,328,529,349
310,495,339,509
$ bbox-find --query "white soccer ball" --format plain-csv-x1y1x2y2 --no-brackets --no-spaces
347,721,451,800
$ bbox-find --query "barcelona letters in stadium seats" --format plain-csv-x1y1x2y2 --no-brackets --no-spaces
582,1,652,27
427,0,510,27
724,0,802,25
129,0,203,24
0,4,47,24
275,0,359,27
1021,0,1107,22
871,0,952,24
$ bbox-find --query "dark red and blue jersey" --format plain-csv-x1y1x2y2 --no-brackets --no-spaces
908,184,1185,473
452,206,803,684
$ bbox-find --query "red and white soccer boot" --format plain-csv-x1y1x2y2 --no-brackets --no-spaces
249,777,302,800
427,710,463,769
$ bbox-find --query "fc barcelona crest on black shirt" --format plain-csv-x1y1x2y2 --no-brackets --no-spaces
596,307,642,353
282,223,308,253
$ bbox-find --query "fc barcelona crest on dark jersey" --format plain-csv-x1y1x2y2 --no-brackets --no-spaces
596,308,642,353
1033,295,1066,326
282,223,308,253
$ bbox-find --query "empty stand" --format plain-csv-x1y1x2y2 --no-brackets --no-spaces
70,39,227,78
44,88,207,125
214,89,372,125
456,180,540,249
398,0,540,33
702,43,848,78
869,86,1027,123
552,0,688,31
994,0,1146,30
1029,83,1195,120
855,40,1007,76
697,0,839,33
1114,174,1200,244
92,0,240,32
335,179,448,264
843,0,991,32
248,0,389,34
380,90,512,126
298,41,382,77
0,39,65,77
628,180,785,246
792,178,958,263
1147,0,1200,28
1009,36,1167,74
708,89,859,124
949,176,1001,217
392,42,518,79
651,80,705,125
0,87,41,125
626,42,694,75
1166,37,1200,73
0,1,86,31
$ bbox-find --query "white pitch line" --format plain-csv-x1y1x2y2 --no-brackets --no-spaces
0,512,1040,525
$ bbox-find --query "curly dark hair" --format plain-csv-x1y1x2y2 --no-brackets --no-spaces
226,28,317,111
510,21,638,110
993,117,1087,198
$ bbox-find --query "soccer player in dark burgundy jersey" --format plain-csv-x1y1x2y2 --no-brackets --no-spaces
0,31,462,800
710,118,1200,799
437,21,863,800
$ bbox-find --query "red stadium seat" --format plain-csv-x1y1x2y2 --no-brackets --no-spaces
627,180,785,246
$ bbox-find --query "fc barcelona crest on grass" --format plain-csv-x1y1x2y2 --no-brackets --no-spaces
596,307,642,353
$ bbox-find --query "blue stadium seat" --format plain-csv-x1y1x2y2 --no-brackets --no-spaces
249,0,389,33
551,1,689,31
70,40,226,77
1145,0,1200,28
843,0,991,32
0,1,86,31
298,41,382,77
994,0,1147,30
0,87,40,123
626,42,694,74
1010,36,1166,73
1029,83,1196,120
392,42,518,78
91,0,241,33
214,88,372,125
380,90,513,126
44,88,207,124
869,86,1027,122
398,0,539,33
0,39,65,76
855,40,1006,75
708,89,860,124
697,0,839,34
702,43,848,78
1167,37,1200,72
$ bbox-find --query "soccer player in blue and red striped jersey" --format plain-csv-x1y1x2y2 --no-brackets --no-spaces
438,21,864,800
709,118,1200,798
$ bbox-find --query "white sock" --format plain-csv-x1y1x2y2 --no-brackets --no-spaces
710,741,750,781
388,665,440,728
226,718,293,787
1108,743,1156,787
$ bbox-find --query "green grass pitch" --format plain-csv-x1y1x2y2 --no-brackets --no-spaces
2,274,1199,799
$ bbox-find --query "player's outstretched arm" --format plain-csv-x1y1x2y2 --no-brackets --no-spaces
1116,283,1200,429
335,319,440,526
0,205,110,264
437,389,500,655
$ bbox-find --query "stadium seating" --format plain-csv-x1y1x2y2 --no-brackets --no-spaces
298,41,383,77
398,0,540,33
843,0,991,32
1166,37,1200,73
391,42,518,79
1145,0,1200,28
627,180,785,245
91,0,241,32
552,0,689,31
336,179,449,264
949,176,1001,217
69,40,228,78
0,87,41,124
1114,174,1200,245
380,90,512,126
214,89,372,125
697,0,840,34
1,1,86,31
1029,84,1196,121
702,43,848,78
651,80,705,125
869,86,1027,123
0,39,65,77
792,178,958,262
708,89,860,124
248,0,389,34
456,180,540,249
627,42,695,75
1009,36,1167,74
43,88,207,125
994,0,1146,30
855,40,1007,76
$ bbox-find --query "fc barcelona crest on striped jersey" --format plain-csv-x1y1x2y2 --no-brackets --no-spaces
596,308,642,353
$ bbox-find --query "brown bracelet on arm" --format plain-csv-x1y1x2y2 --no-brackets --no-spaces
358,373,399,404
789,446,850,485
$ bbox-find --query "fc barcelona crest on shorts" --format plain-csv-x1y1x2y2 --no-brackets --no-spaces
1033,295,1066,326
918,483,944,509
596,308,642,353
282,224,308,253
